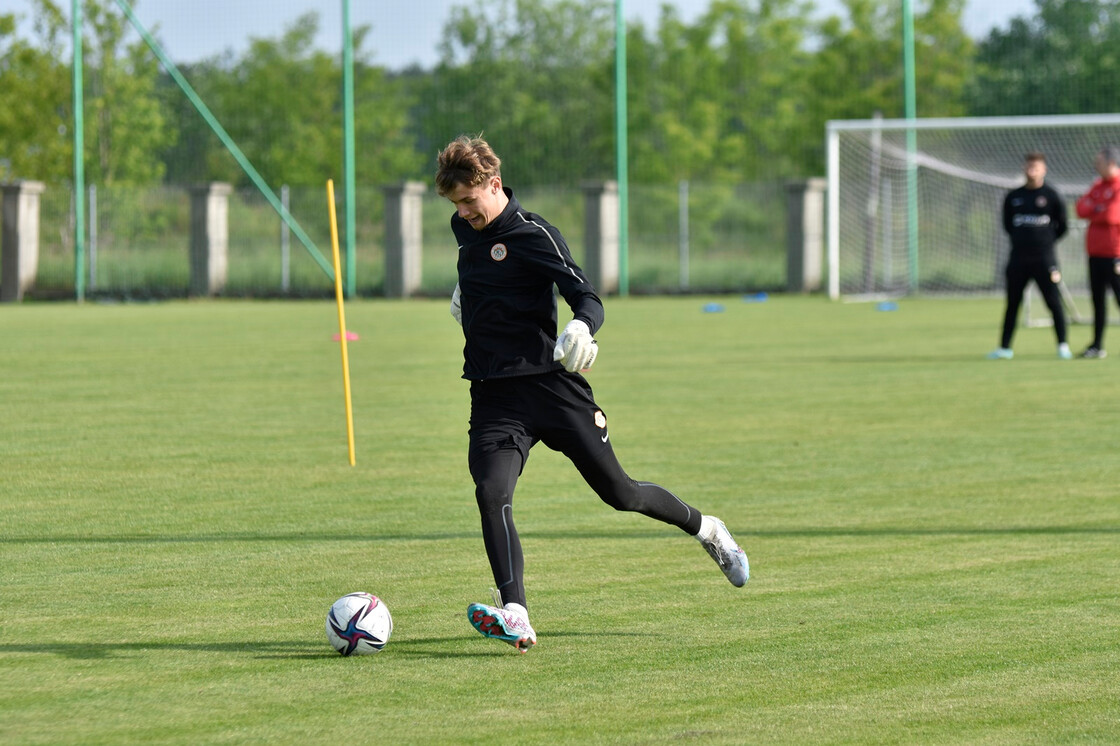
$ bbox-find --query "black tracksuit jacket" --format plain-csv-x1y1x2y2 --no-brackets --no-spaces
451,187,604,381
1002,183,1068,263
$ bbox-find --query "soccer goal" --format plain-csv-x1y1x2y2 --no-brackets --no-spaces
825,113,1120,315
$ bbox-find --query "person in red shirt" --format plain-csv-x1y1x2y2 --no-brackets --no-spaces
1075,146,1120,358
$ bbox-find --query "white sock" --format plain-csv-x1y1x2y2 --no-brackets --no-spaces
697,515,717,542
504,602,529,619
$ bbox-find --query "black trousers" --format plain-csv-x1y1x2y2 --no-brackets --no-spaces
1087,256,1120,348
467,371,703,610
1000,258,1067,348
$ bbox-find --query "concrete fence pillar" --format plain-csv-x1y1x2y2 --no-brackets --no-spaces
786,178,827,293
383,181,427,297
581,180,619,294
189,182,232,296
1,181,45,302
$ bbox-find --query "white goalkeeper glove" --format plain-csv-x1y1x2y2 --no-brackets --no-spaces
450,283,462,326
553,319,598,372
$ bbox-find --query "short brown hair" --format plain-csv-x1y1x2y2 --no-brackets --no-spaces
1025,151,1046,163
435,135,502,197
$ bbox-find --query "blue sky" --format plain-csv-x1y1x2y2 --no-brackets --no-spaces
2,0,1039,68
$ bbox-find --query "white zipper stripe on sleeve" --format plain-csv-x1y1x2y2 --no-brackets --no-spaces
515,212,580,279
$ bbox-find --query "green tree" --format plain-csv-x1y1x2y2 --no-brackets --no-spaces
202,14,342,186
626,0,816,182
806,0,971,126
967,0,1120,115
165,12,419,187
0,0,172,185
916,0,972,116
157,60,217,184
352,28,424,187
417,0,616,188
0,4,71,181
82,0,171,184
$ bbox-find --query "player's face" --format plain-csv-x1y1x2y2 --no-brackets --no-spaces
1095,152,1116,179
446,176,505,231
1024,159,1046,188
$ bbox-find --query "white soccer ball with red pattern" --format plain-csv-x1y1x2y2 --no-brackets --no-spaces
325,592,393,656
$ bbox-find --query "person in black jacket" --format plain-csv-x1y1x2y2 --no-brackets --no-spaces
435,135,748,653
989,151,1071,360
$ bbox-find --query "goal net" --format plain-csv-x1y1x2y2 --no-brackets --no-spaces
826,113,1120,309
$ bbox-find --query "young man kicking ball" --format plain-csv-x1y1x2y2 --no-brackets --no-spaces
436,135,748,653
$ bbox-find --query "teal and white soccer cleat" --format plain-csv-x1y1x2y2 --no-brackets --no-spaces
697,516,749,587
1058,343,1072,360
467,601,537,653
986,347,1014,360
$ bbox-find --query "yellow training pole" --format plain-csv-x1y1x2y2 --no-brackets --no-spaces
327,179,356,466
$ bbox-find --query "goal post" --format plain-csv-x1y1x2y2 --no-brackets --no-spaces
826,113,1120,303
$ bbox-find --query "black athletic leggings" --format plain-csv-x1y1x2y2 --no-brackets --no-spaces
1087,256,1120,348
1000,259,1066,348
467,372,703,610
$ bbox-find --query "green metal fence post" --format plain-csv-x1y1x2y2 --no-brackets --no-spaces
614,0,629,297
72,0,86,302
903,0,919,293
342,0,356,298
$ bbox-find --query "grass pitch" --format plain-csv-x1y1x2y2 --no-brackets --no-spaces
2,296,1118,744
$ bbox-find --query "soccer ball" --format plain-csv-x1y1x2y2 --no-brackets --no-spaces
325,592,393,656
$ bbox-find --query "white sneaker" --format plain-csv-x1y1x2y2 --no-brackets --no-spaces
986,347,1013,360
467,601,537,653
697,516,749,587
1058,343,1072,360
